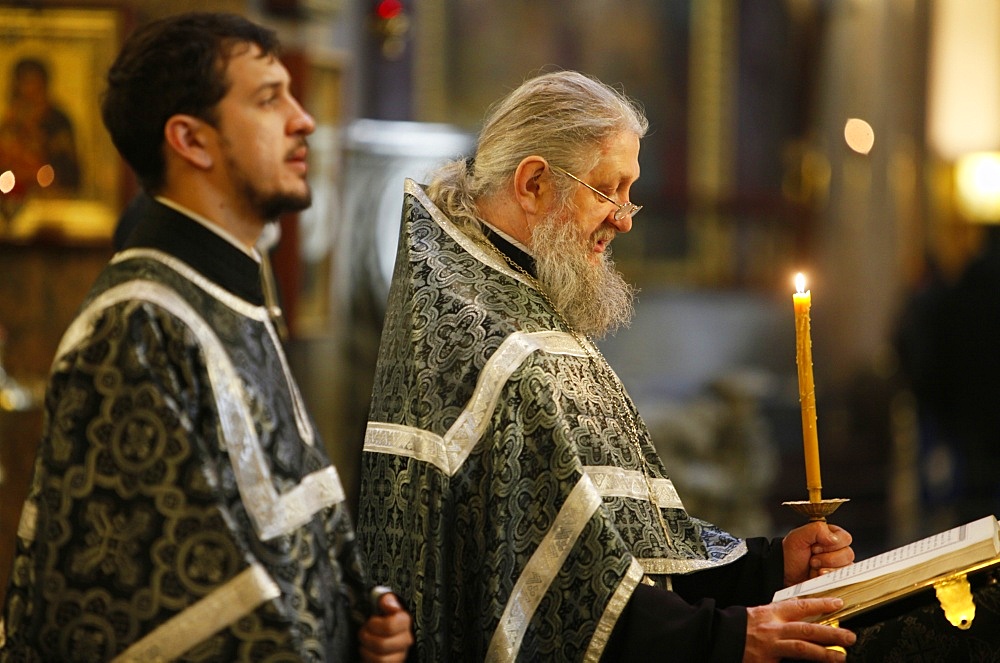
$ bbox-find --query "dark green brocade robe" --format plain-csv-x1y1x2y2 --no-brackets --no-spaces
1,201,366,661
359,180,781,662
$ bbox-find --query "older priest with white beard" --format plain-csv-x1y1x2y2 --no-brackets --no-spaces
358,70,857,662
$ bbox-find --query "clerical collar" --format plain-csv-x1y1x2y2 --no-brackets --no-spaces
155,196,261,262
480,220,530,254
122,198,266,306
480,222,537,278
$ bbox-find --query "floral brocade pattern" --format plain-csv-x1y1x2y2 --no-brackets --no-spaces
359,182,745,662
1,256,364,662
847,582,1000,661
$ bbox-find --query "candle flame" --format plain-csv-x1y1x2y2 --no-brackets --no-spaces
794,272,807,294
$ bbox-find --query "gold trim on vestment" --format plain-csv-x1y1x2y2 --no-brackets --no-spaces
54,280,344,542
585,466,686,509
636,542,749,575
485,475,604,663
110,249,315,446
112,563,280,662
16,500,36,541
364,329,586,476
405,179,536,290
584,558,645,662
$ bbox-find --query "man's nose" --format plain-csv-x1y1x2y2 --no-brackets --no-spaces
609,208,633,233
289,102,315,136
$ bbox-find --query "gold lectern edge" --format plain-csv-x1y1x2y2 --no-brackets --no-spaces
814,556,1000,629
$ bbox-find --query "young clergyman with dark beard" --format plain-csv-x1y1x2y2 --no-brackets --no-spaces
0,13,412,662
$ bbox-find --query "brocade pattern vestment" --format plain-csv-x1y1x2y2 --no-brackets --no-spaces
1,201,366,662
359,180,778,662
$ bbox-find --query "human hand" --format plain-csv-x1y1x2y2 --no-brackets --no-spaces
782,521,854,586
743,597,856,662
358,591,414,663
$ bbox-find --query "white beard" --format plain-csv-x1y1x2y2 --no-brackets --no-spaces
531,211,635,338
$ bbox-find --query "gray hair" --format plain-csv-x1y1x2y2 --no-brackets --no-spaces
426,70,648,232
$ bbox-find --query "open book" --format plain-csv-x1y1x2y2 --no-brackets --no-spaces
773,514,1000,623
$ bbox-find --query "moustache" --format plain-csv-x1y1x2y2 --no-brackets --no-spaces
285,138,309,161
591,225,616,245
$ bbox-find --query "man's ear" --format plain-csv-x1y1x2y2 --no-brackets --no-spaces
163,114,214,170
512,156,550,215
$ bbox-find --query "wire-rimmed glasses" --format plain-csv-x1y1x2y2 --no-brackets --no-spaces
550,164,642,222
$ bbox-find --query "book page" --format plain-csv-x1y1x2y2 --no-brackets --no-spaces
774,515,999,601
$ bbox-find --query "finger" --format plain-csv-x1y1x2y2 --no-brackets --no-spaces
830,525,853,547
773,623,856,661
377,591,404,614
359,633,413,658
773,639,848,663
810,548,855,570
812,525,853,553
358,617,414,655
360,647,409,663
785,621,857,647
361,611,412,638
777,597,844,620
809,529,840,553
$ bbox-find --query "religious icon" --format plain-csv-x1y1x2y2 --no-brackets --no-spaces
0,56,82,222
0,7,121,239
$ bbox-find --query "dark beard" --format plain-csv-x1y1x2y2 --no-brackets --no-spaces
531,211,635,338
256,189,312,220
222,137,312,220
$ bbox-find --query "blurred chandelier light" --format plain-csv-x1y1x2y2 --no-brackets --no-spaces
927,0,1000,161
955,152,1000,222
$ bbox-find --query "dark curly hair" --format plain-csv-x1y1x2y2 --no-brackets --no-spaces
100,12,280,192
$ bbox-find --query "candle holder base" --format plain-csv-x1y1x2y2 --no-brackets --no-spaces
782,498,849,522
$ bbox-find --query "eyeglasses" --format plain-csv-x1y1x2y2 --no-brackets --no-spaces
550,164,642,222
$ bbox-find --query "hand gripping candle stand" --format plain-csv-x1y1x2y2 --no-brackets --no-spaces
783,273,848,521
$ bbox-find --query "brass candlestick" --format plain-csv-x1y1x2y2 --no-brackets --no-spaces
783,496,849,522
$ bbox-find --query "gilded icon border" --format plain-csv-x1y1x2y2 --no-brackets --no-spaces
0,7,121,241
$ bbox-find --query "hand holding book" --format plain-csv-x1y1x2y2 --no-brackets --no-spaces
744,597,855,662
774,515,1000,626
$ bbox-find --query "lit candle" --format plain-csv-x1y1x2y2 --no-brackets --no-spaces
793,273,822,502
